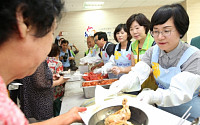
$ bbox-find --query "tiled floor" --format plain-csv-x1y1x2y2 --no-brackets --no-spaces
60,80,90,125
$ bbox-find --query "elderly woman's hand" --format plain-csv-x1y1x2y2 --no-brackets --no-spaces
67,107,87,123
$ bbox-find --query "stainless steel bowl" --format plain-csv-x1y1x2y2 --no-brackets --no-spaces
89,105,148,125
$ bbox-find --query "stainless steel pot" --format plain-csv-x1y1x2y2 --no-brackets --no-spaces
88,105,148,125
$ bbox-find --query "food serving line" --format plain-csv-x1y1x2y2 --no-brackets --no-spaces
60,66,191,125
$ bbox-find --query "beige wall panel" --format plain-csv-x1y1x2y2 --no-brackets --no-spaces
187,0,200,43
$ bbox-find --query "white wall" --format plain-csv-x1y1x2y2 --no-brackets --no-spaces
186,0,200,43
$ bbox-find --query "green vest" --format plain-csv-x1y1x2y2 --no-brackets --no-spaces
70,50,75,57
85,49,90,56
85,44,99,56
94,44,99,51
131,33,154,63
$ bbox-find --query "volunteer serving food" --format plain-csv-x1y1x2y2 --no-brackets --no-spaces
94,24,134,79
108,3,200,121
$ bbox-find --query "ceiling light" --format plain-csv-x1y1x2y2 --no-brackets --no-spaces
84,2,104,9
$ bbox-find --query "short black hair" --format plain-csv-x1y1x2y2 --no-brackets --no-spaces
114,24,131,42
126,13,150,35
48,43,60,57
60,38,65,41
94,32,108,41
61,39,69,45
94,32,98,37
0,0,64,44
150,4,189,39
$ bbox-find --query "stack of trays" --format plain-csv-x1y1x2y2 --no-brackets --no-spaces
60,71,82,81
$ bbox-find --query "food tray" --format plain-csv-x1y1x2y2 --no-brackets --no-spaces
81,79,118,99
82,84,110,99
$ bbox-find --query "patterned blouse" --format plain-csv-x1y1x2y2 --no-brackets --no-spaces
18,61,54,120
0,76,29,125
46,57,65,100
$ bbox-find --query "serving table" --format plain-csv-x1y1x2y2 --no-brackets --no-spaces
60,76,191,125
79,95,191,125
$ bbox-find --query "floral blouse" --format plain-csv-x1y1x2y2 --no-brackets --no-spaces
46,57,65,100
47,57,63,76
0,76,29,125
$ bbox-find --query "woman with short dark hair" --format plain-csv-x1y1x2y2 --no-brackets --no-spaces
126,13,155,64
97,24,135,79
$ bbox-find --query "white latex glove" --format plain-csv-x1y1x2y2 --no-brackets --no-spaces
87,58,93,64
80,57,87,64
110,71,140,92
101,66,108,75
136,88,162,105
87,57,95,64
109,61,151,93
101,64,113,75
138,72,200,107
130,61,151,84
156,71,200,107
81,56,102,64
101,55,116,75
91,56,102,63
93,68,102,74
111,66,121,75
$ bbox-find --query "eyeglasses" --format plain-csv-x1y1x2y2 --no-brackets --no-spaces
151,30,175,37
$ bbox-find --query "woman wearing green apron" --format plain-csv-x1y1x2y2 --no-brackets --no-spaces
127,13,157,90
